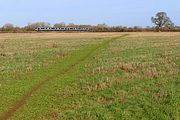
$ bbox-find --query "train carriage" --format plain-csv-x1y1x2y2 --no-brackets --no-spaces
35,27,90,31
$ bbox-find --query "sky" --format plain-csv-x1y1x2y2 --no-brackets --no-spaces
0,0,179,27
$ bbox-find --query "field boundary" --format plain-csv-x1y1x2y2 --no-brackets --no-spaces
0,34,128,120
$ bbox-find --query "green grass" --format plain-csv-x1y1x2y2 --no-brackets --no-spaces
0,33,180,120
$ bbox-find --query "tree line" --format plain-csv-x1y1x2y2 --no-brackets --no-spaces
0,12,179,32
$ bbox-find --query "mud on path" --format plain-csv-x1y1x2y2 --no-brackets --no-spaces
0,35,128,120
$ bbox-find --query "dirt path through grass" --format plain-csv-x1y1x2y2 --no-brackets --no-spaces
0,34,128,120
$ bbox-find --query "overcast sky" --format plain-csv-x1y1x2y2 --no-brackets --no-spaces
0,0,179,27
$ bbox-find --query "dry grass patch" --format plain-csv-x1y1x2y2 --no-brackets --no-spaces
110,47,121,53
144,68,159,78
84,77,121,92
119,63,134,72
92,62,135,75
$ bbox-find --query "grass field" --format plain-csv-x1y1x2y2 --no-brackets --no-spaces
0,32,180,120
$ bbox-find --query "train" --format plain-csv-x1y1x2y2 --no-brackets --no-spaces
35,27,91,31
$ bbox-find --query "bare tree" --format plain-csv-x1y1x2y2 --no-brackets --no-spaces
97,23,108,28
94,23,109,32
68,23,76,27
151,12,174,31
2,23,14,31
28,22,50,28
53,22,66,27
23,22,51,31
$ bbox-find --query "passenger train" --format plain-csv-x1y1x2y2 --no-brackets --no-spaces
35,27,91,31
